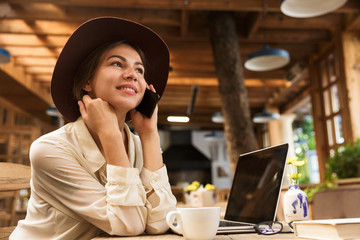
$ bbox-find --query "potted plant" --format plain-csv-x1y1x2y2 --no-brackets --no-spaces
303,173,338,203
327,139,360,179
302,139,360,204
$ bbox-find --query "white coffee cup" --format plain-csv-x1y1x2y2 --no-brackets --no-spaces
166,207,220,240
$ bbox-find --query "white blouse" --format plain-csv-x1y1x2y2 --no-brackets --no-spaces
10,118,177,240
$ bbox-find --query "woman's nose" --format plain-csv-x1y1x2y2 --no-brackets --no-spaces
123,68,137,81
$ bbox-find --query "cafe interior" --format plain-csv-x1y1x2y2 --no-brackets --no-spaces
1,0,360,236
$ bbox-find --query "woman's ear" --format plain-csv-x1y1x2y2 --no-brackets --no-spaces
82,81,92,92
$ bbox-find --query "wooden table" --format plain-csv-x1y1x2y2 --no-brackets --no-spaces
0,162,31,191
92,232,302,239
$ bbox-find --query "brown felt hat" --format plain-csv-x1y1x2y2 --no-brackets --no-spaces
51,17,169,122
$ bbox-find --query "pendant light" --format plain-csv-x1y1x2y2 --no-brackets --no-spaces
281,0,347,18
0,48,10,64
253,108,280,123
211,112,224,123
244,45,290,72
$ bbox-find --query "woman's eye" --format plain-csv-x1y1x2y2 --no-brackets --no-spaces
136,68,144,75
111,61,122,67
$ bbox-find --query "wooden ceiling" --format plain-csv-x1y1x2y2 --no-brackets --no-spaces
0,0,359,130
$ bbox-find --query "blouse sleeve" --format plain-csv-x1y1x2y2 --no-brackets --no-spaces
30,137,149,236
140,166,177,234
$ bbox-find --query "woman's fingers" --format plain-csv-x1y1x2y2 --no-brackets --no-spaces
149,84,156,93
81,94,93,105
78,100,88,118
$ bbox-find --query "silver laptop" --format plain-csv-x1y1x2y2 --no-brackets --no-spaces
217,143,289,234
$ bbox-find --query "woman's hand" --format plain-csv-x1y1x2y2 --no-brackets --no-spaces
130,84,159,137
78,95,130,167
131,85,164,171
78,95,120,137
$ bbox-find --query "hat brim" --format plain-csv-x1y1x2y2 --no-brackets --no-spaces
51,17,169,122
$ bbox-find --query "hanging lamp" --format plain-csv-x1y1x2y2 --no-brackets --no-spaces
253,109,280,123
0,48,10,64
244,45,290,72
46,105,61,117
280,0,347,18
211,112,224,123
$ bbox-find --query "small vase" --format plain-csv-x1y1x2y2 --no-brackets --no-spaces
283,184,310,222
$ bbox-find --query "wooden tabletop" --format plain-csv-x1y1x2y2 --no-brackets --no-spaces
92,232,302,240
0,162,31,191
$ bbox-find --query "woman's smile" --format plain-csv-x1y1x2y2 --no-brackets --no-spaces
116,84,138,96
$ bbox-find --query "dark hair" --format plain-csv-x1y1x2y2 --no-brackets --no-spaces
72,40,148,101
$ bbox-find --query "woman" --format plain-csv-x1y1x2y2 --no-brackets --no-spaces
10,17,177,240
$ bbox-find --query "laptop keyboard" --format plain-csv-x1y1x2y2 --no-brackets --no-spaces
218,220,253,227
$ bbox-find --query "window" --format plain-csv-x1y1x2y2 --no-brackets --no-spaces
320,53,344,150
310,42,352,181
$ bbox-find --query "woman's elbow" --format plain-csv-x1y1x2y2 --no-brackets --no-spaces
125,224,146,236
145,221,169,235
107,224,145,236
106,218,146,236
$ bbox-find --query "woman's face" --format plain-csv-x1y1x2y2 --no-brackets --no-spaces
83,43,147,113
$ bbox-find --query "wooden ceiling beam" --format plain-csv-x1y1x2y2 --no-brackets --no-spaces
180,10,189,37
0,2,181,26
0,33,68,48
245,12,262,39
14,57,56,66
0,61,53,124
25,66,53,74
4,0,359,12
167,77,288,87
163,29,330,44
0,19,76,35
33,75,52,84
346,15,360,31
3,46,61,57
243,29,330,43
0,27,329,47
261,13,345,31
1,8,342,38
0,62,52,105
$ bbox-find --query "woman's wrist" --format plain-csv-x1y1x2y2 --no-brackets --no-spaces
138,131,159,142
141,134,163,171
98,129,131,167
98,128,122,142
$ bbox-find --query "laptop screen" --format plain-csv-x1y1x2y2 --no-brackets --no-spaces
224,143,288,223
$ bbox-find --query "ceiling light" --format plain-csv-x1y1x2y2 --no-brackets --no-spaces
280,0,347,18
244,45,290,72
0,48,10,64
167,116,190,123
46,105,62,117
253,109,280,123
211,112,224,123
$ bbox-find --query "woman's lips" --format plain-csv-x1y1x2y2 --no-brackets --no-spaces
117,85,137,96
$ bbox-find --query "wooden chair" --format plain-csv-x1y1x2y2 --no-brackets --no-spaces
0,162,31,227
0,191,18,226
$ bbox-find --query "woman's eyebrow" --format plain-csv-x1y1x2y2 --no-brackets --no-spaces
107,55,144,67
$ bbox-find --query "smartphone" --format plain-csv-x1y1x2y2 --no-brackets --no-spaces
135,88,160,118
